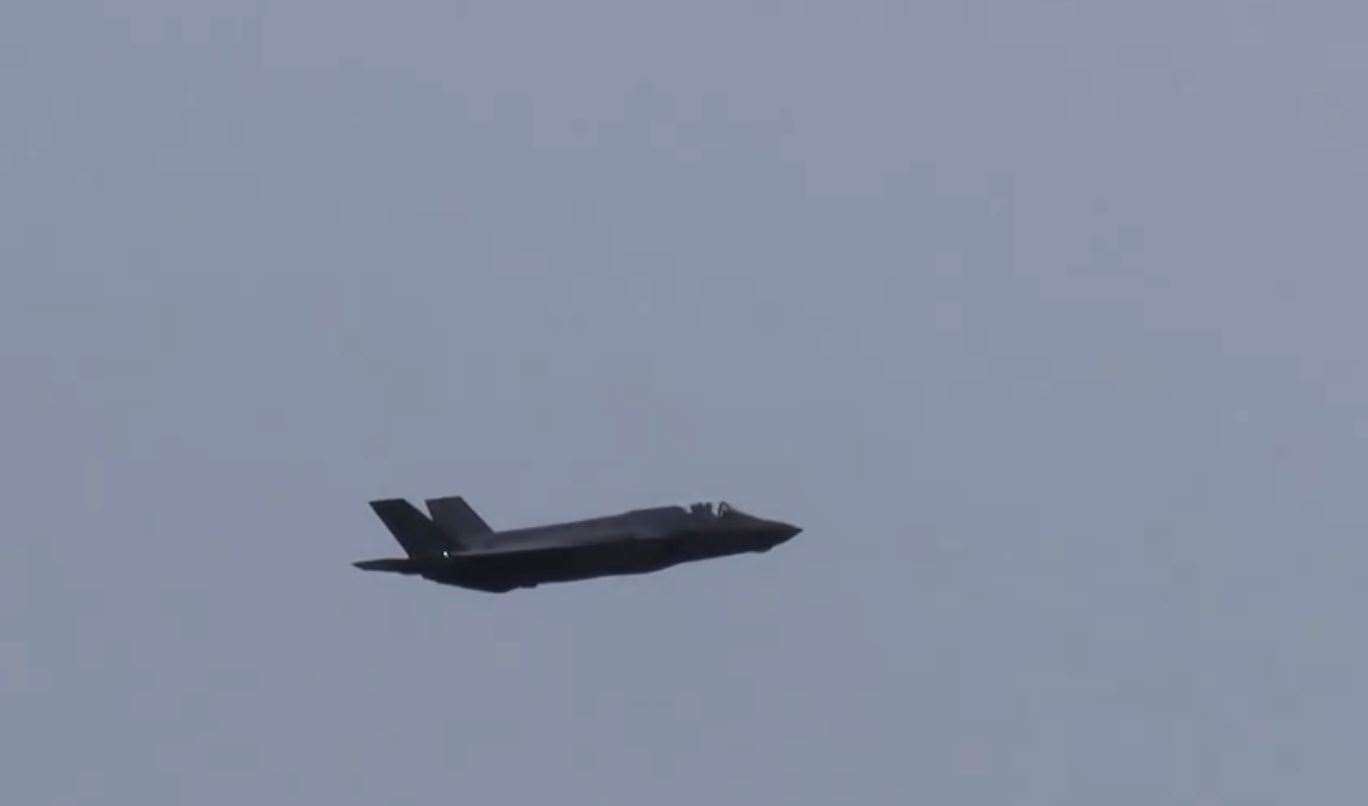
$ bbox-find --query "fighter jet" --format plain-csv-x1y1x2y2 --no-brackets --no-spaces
354,496,801,592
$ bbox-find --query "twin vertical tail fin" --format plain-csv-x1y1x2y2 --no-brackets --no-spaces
425,496,493,538
368,499,460,557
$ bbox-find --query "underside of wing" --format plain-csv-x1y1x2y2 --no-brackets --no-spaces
444,538,681,590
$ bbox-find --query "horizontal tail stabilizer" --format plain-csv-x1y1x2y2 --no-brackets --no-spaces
353,558,424,574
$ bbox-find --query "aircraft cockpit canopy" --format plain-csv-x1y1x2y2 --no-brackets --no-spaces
687,501,745,518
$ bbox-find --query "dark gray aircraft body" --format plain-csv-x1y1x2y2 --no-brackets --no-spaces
355,497,801,592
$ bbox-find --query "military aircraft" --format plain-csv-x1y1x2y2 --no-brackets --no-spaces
354,496,801,592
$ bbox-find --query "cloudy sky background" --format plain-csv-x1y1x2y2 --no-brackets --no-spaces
5,2,1368,803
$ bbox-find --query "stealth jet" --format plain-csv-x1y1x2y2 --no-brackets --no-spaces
355,496,801,592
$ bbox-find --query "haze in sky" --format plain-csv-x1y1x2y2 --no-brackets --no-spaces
5,2,1368,803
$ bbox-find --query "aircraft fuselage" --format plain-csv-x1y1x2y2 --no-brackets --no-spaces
355,500,800,592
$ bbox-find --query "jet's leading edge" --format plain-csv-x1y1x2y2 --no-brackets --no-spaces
354,496,801,592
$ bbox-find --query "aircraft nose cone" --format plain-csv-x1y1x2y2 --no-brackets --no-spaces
774,522,802,541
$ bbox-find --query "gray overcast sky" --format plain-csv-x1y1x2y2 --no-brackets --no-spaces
4,1,1367,803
